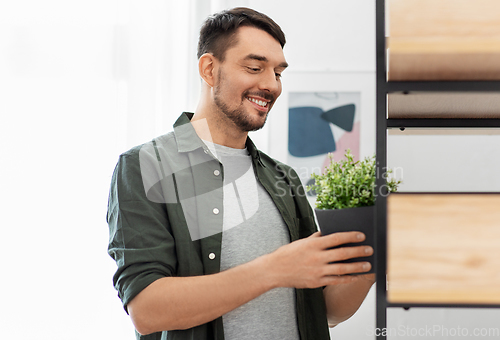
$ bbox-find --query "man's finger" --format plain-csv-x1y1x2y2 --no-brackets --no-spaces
319,231,366,248
325,261,372,276
324,245,373,262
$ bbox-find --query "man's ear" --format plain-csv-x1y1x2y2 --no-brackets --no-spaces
198,53,217,88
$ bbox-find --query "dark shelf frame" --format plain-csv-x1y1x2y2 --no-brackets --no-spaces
375,1,500,339
375,1,388,338
387,118,500,129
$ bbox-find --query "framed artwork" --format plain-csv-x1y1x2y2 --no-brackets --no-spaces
266,72,376,203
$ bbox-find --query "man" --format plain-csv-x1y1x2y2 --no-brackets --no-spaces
107,7,375,340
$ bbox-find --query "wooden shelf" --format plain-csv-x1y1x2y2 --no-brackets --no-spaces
387,0,500,81
388,38,500,81
387,92,500,119
377,5,500,334
387,193,500,305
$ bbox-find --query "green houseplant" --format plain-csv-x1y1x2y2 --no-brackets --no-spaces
308,149,401,273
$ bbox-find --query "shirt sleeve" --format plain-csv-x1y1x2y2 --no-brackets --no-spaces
107,150,177,312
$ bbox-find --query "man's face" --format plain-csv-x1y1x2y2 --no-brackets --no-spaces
213,26,288,132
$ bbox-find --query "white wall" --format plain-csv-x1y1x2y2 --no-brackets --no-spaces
0,1,135,339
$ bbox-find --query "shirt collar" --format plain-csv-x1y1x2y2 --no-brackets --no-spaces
173,112,262,163
173,112,206,153
245,136,261,162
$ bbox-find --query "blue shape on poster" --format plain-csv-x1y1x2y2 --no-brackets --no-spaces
288,107,336,157
321,104,356,132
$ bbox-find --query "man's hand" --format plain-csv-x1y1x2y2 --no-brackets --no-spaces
263,231,373,289
128,231,373,334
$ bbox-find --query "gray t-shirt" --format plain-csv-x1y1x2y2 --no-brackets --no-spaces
204,141,300,340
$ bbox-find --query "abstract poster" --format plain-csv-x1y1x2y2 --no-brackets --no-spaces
287,92,361,197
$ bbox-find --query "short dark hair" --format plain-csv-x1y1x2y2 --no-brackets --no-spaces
197,7,286,61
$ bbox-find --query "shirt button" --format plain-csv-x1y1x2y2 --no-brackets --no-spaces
204,149,209,154
213,170,220,176
208,252,216,260
213,208,220,215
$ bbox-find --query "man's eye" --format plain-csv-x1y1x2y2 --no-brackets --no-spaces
275,73,282,79
248,67,260,72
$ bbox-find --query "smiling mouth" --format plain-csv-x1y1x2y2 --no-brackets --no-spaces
246,97,269,108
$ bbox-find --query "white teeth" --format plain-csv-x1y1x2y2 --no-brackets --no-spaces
248,97,267,107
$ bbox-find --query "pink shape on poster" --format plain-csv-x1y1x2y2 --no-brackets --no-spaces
322,121,360,173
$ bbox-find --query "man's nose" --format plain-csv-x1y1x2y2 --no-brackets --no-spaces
258,69,280,94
